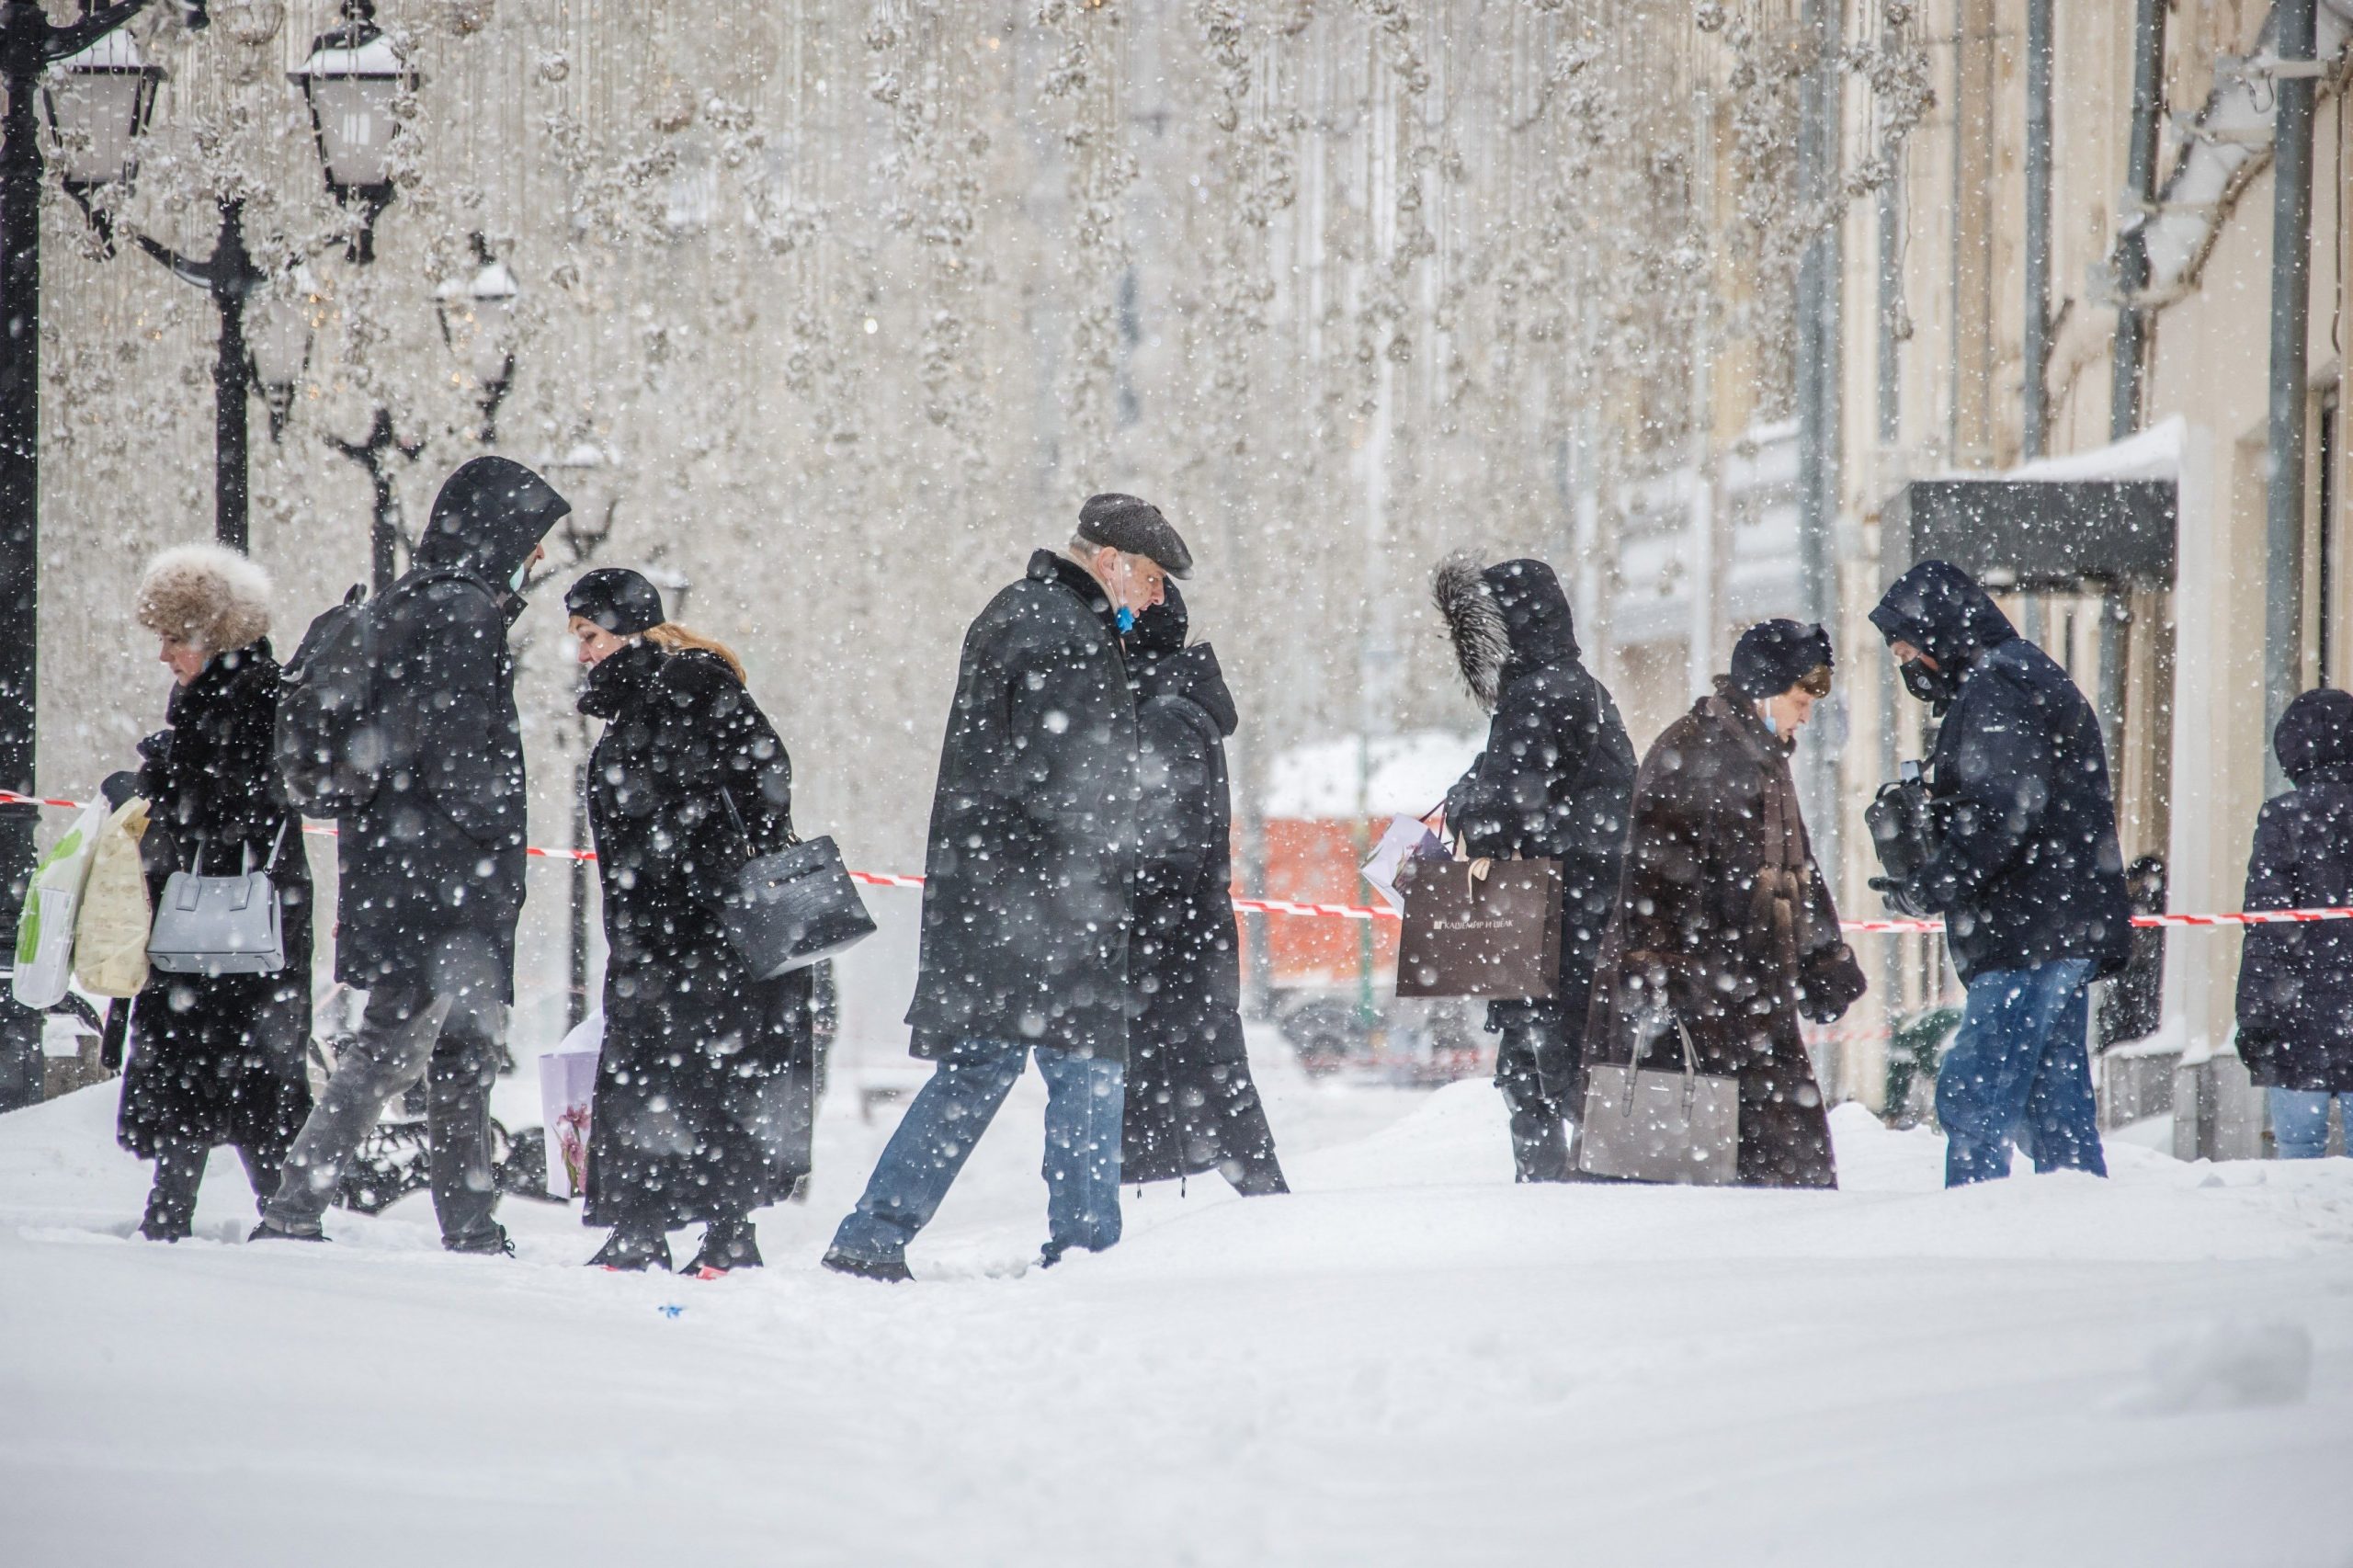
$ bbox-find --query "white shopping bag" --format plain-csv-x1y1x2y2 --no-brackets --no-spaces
1360,813,1445,913
539,1008,603,1199
13,799,110,1010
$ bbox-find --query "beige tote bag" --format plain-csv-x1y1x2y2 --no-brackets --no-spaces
74,797,153,999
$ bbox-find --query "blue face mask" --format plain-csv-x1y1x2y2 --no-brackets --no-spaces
1116,605,1136,634
510,557,533,592
1762,708,1779,737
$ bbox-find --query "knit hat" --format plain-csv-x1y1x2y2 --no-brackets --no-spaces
564,568,666,636
1076,493,1193,579
1729,619,1834,700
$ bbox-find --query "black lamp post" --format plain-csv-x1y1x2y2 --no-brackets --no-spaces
38,20,162,253
131,199,270,551
0,0,153,1111
434,233,517,445
288,2,414,266
327,406,422,594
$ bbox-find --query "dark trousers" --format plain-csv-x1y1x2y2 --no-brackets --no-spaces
142,1135,280,1240
1495,1021,1574,1183
265,940,507,1249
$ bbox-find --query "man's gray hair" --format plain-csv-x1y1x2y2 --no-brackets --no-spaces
1069,533,1105,562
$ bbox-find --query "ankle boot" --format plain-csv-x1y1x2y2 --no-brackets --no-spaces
685,1216,762,1276
588,1226,672,1272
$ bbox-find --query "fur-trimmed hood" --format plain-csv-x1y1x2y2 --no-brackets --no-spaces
1433,554,1579,710
134,543,271,657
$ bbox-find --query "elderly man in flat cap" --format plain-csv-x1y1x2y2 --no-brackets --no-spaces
825,493,1191,1281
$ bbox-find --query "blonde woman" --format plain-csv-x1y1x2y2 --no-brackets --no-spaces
565,568,813,1274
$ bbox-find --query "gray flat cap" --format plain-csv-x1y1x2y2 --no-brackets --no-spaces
1077,492,1192,579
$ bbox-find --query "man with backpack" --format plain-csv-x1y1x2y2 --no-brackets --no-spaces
255,456,569,1253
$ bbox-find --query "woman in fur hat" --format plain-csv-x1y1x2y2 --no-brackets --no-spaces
118,543,313,1241
1581,621,1866,1188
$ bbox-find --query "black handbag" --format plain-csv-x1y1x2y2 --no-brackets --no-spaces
715,791,877,980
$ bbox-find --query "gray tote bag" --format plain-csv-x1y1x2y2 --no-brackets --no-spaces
1574,1005,1740,1186
146,822,290,977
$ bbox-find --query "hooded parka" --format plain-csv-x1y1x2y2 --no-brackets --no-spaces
117,641,313,1164
1120,590,1286,1190
1436,558,1637,1072
1869,561,2131,986
904,551,1141,1062
580,640,815,1230
1583,680,1865,1188
335,458,568,997
2235,688,2353,1094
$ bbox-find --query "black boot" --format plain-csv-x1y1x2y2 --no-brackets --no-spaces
684,1216,761,1277
589,1226,672,1272
139,1137,207,1242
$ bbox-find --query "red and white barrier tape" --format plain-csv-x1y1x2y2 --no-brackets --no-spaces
6,791,2347,933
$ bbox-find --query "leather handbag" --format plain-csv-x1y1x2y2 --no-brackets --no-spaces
716,791,877,980
1574,1001,1740,1186
1394,854,1563,999
147,822,290,977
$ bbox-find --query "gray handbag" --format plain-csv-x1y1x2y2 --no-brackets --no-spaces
1574,1003,1740,1186
147,822,290,977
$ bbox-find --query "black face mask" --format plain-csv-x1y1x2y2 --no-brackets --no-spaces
1899,657,1958,709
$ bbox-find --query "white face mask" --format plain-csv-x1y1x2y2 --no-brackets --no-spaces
510,557,533,592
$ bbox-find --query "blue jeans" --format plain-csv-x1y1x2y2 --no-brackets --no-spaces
2268,1088,2349,1159
1937,959,2106,1187
830,1038,1125,1267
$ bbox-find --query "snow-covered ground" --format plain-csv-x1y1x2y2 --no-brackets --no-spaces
4,1040,2350,1568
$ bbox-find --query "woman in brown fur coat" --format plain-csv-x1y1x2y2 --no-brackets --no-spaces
1582,621,1866,1188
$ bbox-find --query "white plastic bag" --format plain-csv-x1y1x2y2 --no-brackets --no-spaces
539,1008,603,1199
1360,813,1445,913
13,800,109,1010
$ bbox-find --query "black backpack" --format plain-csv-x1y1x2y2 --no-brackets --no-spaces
278,567,498,816
276,584,394,817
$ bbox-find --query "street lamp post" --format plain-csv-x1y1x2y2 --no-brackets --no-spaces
326,407,422,594
0,0,153,1111
288,3,415,266
37,22,162,254
131,199,269,551
434,233,518,445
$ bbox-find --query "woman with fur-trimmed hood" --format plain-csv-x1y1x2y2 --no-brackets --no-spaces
117,543,313,1241
1434,556,1636,1182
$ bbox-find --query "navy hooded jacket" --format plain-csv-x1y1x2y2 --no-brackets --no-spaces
1870,561,2131,984
2234,688,2353,1093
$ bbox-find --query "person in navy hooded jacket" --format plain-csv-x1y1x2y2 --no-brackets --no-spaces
1870,561,2131,1187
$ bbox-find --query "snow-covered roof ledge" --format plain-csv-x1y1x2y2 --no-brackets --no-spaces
2006,415,2186,484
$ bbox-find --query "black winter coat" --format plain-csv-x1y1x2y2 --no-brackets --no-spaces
2235,688,2353,1093
1121,611,1281,1186
1438,558,1636,1051
118,642,313,1162
1870,562,2131,985
581,642,814,1229
904,551,1140,1062
335,458,568,998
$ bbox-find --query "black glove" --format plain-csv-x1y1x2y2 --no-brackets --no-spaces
1796,943,1868,1025
1869,875,1934,921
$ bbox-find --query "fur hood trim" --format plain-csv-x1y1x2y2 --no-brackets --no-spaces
1434,552,1508,711
134,543,272,656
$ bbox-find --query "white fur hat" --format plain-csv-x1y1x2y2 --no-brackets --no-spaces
133,543,272,657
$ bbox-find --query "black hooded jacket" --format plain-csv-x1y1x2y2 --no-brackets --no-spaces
335,458,569,994
1120,590,1277,1182
2235,688,2353,1093
904,551,1140,1061
1870,561,2131,984
1438,557,1637,1042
